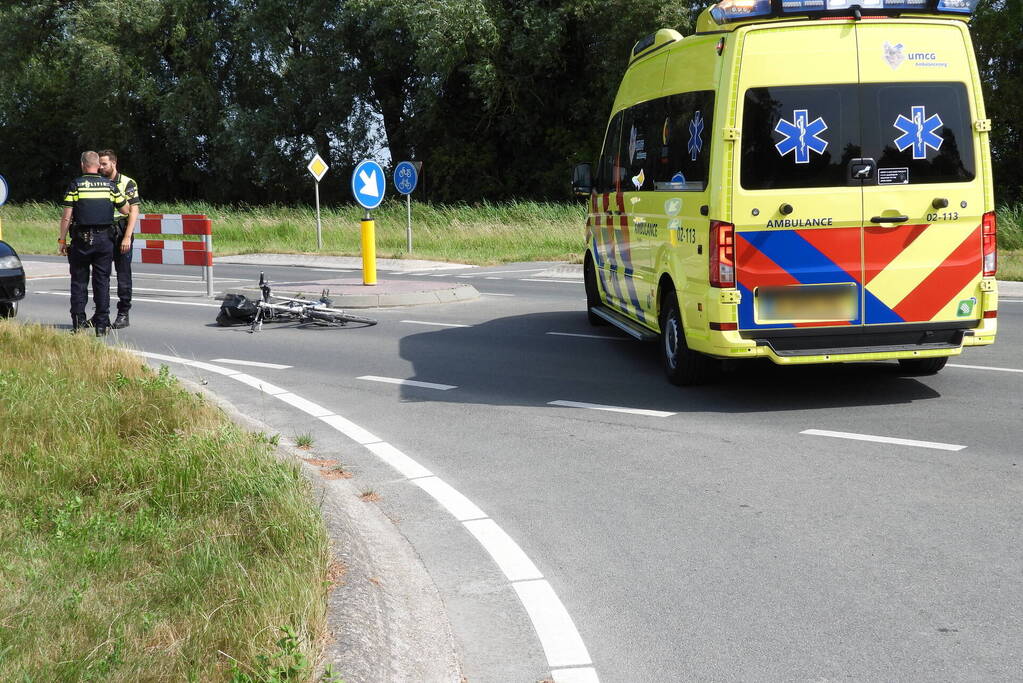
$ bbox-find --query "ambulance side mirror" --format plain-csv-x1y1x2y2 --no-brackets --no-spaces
572,163,593,197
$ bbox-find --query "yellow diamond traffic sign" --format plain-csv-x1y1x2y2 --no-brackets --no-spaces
307,154,329,182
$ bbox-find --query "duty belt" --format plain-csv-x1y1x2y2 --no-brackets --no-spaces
71,225,113,246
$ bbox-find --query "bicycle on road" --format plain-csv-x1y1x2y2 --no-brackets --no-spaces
217,272,377,332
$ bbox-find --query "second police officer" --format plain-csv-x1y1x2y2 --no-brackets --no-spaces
57,150,129,335
98,149,141,329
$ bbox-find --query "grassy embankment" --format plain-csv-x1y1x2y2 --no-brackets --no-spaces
0,323,331,681
0,200,585,266
3,200,1022,278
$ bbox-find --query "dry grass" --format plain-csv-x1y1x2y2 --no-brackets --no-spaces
0,322,329,680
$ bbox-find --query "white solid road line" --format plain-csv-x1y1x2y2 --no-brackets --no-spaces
132,351,599,682
211,357,292,368
949,363,1023,374
551,666,601,683
480,292,515,297
549,400,676,418
357,375,457,390
400,319,471,328
800,429,966,451
547,332,628,341
463,519,543,582
412,477,488,521
514,579,593,668
210,358,292,369
365,442,433,479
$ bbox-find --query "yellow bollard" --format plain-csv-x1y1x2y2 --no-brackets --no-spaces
361,214,377,285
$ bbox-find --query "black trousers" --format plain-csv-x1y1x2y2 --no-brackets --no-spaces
68,229,114,326
113,226,133,314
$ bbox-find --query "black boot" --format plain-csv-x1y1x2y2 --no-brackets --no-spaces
71,314,88,332
112,312,129,329
95,324,108,337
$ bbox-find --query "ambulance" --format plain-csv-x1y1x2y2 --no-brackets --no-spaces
572,0,997,385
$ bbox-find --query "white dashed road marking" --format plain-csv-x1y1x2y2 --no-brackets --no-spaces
949,363,1023,374
358,375,457,391
547,332,628,341
548,400,675,418
133,351,599,682
800,429,966,451
400,319,471,328
520,278,581,284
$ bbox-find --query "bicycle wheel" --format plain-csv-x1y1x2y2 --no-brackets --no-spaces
305,308,377,327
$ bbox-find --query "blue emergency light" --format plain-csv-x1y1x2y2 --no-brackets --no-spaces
710,0,979,23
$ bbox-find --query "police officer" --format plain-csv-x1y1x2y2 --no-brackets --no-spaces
98,149,141,329
58,151,129,335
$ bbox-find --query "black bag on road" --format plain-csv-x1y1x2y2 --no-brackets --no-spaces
216,293,258,326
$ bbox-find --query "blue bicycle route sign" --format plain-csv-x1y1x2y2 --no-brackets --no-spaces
351,160,385,210
393,161,419,195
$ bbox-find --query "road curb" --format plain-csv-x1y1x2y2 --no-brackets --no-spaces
176,377,463,683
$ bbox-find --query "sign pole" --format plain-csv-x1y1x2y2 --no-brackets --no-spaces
314,180,323,250
306,154,329,250
406,193,413,254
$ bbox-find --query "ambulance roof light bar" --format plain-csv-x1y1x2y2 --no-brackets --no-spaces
709,0,978,24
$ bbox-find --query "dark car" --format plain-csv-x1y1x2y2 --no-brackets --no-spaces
0,240,26,318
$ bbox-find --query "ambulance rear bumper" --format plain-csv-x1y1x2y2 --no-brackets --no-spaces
745,321,972,358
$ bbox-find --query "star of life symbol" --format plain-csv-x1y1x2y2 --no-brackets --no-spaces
775,109,828,164
688,111,704,161
893,105,944,160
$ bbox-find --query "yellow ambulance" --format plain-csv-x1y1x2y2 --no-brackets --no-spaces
573,0,997,385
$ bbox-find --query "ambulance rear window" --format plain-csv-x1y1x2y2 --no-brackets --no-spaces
740,85,860,190
741,82,975,189
860,82,975,185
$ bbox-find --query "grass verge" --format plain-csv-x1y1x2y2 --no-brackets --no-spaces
0,322,330,681
0,199,586,265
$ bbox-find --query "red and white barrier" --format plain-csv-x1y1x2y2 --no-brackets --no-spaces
133,214,214,296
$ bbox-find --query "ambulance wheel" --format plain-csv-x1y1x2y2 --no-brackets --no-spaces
897,356,948,375
660,293,715,386
584,254,606,326
0,301,16,318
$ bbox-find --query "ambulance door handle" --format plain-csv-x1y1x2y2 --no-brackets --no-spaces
870,214,909,224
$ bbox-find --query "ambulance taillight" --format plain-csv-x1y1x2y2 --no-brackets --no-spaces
982,210,997,277
710,221,735,288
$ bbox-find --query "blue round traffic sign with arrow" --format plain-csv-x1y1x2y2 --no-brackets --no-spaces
351,160,385,210
393,161,418,195
0,174,8,208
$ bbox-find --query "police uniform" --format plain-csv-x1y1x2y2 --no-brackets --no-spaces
62,174,126,331
111,172,141,322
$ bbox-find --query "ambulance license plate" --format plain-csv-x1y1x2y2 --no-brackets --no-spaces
757,284,858,323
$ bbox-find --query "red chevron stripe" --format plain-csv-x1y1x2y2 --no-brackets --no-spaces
864,224,929,284
798,227,863,283
736,233,800,290
892,225,982,322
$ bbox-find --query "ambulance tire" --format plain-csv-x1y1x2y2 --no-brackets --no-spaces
897,356,948,375
584,255,606,326
660,293,716,386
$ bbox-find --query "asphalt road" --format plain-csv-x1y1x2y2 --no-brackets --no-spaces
19,256,1023,682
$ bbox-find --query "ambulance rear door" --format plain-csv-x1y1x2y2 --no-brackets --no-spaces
855,21,985,326
732,24,865,333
